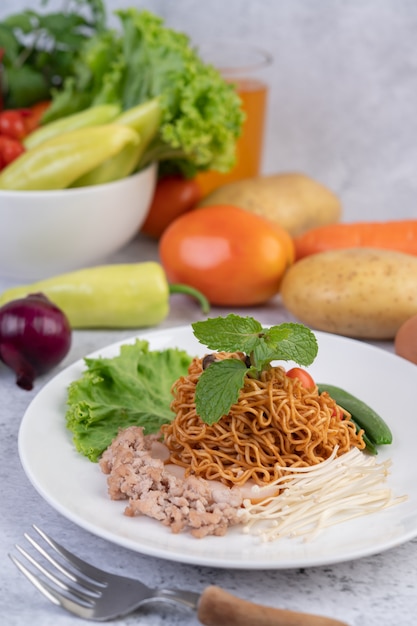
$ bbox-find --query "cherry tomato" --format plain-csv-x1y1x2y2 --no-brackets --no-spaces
159,204,295,306
286,367,315,389
0,110,26,140
141,175,202,239
0,136,25,167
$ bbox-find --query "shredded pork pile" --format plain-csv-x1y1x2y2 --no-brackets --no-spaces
99,426,243,538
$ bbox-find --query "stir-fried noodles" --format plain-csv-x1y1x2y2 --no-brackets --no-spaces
161,354,366,487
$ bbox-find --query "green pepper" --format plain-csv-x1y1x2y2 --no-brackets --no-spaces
71,99,162,187
0,262,210,328
0,124,140,190
23,104,122,149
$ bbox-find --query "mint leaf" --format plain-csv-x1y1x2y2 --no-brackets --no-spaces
192,314,263,353
195,359,248,424
66,339,192,462
249,337,278,371
263,323,318,366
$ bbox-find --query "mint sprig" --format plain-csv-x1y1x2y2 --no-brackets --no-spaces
192,314,318,424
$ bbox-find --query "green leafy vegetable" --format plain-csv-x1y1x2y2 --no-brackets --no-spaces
65,339,192,462
43,8,244,176
0,0,106,108
193,314,318,424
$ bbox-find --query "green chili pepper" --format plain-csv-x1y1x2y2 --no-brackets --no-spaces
0,262,210,328
24,104,122,149
0,124,140,190
317,383,393,447
71,99,162,187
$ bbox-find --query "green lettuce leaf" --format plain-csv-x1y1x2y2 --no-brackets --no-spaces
44,9,244,176
65,339,192,462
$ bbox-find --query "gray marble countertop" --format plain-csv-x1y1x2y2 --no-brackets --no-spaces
1,235,416,626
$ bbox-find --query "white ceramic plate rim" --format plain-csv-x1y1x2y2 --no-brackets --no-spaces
18,325,417,570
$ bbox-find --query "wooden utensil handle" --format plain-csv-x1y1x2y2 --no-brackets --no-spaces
197,585,349,626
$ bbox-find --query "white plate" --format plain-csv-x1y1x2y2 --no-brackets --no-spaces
18,326,417,569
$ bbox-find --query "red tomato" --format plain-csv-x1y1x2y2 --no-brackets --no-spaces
286,367,315,389
141,175,202,239
159,204,295,306
0,110,26,140
0,136,25,167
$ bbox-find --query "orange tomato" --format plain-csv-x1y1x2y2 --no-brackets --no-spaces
159,204,294,306
141,175,202,239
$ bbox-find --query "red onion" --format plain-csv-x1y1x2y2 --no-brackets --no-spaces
0,293,72,390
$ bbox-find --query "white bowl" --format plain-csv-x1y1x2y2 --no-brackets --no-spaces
0,163,157,282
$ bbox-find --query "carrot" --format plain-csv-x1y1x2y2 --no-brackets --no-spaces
294,219,417,260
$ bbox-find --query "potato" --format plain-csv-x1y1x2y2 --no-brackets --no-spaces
280,247,417,339
197,172,341,236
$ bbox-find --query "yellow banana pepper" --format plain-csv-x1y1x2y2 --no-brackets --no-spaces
0,124,140,190
71,99,162,187
70,138,143,187
24,104,122,149
0,262,209,328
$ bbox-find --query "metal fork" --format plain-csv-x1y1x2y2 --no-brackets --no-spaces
9,526,350,626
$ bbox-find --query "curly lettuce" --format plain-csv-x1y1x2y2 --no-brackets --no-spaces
44,9,244,176
66,339,192,462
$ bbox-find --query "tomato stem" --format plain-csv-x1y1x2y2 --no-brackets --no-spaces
169,283,210,314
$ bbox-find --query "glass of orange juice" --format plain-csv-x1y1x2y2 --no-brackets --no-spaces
196,40,272,197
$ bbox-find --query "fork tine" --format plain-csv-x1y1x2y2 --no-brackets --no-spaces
9,553,95,620
23,527,103,593
9,553,61,606
14,543,100,600
32,525,107,585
